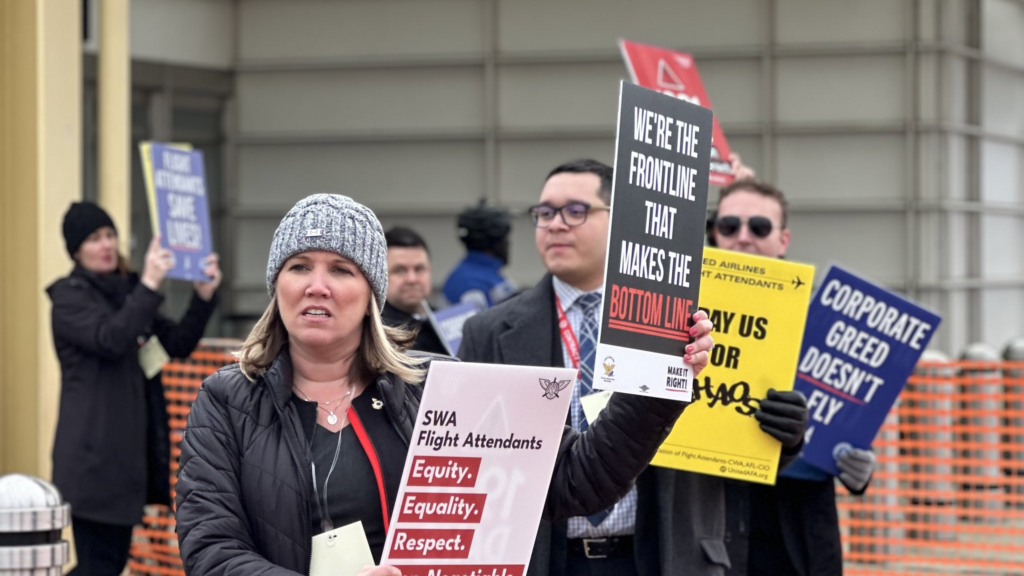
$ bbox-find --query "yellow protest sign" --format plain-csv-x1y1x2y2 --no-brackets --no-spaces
652,247,815,484
139,142,159,233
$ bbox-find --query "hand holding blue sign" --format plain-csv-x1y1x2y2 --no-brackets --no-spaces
193,252,222,302
836,447,875,492
141,235,174,291
140,234,221,299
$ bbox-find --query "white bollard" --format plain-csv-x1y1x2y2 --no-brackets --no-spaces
0,474,71,576
959,343,1004,526
907,350,957,541
1002,337,1024,510
877,408,904,559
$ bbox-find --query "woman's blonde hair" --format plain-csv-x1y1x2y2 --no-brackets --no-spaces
237,292,428,385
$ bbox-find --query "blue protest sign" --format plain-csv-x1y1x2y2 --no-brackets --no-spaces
425,302,480,356
148,143,213,282
793,265,941,476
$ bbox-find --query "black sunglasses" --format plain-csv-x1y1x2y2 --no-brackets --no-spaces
715,215,774,239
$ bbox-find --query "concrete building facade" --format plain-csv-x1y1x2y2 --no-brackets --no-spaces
2,0,1023,476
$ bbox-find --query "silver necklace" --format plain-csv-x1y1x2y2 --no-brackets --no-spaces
309,423,344,533
294,385,352,426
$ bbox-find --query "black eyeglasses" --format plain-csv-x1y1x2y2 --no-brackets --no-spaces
528,202,610,228
715,215,774,238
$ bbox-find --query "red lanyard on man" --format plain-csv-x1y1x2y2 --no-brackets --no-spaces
555,295,583,371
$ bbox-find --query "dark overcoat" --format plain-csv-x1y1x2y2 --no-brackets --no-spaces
48,268,216,525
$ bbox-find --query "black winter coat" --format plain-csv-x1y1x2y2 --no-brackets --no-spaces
174,350,686,575
47,267,216,525
380,302,449,355
725,475,866,576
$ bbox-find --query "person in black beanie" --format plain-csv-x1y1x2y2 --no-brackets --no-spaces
48,201,222,575
442,203,518,309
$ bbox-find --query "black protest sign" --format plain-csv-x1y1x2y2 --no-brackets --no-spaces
594,81,712,401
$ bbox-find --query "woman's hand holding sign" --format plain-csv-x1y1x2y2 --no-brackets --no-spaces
141,234,174,291
685,310,715,377
194,253,222,302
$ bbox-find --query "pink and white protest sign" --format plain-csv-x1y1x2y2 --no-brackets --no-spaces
381,362,575,576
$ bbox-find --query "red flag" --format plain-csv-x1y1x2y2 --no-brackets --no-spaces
619,39,734,186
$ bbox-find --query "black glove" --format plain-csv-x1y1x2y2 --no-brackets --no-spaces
754,389,808,449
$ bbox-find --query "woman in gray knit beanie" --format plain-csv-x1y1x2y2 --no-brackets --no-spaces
247,193,419,385
175,193,716,575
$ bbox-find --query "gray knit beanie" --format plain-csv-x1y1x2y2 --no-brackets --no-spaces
267,194,388,311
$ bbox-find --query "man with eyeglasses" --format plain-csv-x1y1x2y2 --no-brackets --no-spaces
709,178,876,576
459,159,805,576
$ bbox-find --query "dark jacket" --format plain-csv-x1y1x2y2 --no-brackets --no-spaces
47,267,216,525
726,474,866,576
380,301,449,355
443,250,517,308
459,274,752,576
174,349,685,575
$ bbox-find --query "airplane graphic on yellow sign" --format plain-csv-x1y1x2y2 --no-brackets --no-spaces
651,247,815,484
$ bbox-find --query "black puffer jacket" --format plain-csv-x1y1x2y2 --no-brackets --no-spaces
47,267,216,525
175,350,687,575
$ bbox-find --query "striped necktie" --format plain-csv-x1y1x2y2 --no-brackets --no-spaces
575,292,614,526
576,292,602,419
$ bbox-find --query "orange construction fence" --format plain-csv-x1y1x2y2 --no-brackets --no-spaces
127,347,1024,575
128,340,240,576
840,360,1024,575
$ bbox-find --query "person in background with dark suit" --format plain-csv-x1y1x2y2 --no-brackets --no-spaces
381,226,447,355
708,178,876,576
48,201,220,575
459,159,809,576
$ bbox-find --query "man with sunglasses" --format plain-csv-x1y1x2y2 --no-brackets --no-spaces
459,159,805,576
707,181,790,257
709,178,876,576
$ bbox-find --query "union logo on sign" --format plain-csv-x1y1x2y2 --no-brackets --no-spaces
602,357,615,377
656,59,686,91
539,377,572,399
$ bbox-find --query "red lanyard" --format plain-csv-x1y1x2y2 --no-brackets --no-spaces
555,295,582,370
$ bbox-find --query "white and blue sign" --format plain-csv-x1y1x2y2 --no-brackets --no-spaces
425,302,480,356
793,265,941,476
149,143,212,282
